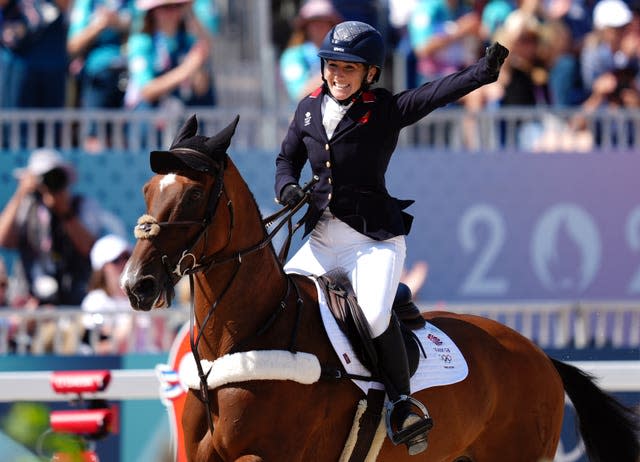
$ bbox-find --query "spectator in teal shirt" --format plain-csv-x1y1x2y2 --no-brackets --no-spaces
67,0,133,151
124,0,215,110
128,0,218,36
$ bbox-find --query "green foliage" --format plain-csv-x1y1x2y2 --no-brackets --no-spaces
1,402,86,460
1,402,50,448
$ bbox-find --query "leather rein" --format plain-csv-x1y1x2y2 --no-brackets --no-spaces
135,165,318,434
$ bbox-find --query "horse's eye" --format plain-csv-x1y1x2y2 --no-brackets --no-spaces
188,190,203,202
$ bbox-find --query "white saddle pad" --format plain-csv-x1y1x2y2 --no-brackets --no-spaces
313,277,469,394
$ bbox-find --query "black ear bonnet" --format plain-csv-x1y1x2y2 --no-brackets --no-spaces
150,114,240,174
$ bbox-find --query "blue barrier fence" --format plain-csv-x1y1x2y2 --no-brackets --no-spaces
2,148,639,304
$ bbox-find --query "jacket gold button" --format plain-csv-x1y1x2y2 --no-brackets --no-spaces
325,144,329,150
328,193,332,200
328,177,332,184
326,161,331,168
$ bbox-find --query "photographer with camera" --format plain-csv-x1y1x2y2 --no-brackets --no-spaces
0,149,104,308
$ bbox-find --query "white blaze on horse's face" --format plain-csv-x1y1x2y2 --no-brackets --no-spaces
120,174,177,297
159,173,177,192
120,260,136,291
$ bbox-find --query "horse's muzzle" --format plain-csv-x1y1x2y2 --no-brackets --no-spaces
124,275,161,311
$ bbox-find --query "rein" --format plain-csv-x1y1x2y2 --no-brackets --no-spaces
135,169,318,434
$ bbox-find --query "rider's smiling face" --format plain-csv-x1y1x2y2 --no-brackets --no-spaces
324,60,375,101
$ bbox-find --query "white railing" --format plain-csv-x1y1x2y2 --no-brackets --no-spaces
1,300,638,356
421,300,640,349
0,361,637,403
0,306,187,356
1,107,639,152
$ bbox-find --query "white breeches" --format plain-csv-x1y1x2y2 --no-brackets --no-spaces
284,210,406,338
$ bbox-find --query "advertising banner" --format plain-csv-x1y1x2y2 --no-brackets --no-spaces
385,150,640,302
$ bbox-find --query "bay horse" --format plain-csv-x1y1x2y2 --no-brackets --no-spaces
122,115,639,462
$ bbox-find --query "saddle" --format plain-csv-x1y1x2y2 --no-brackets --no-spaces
316,269,426,377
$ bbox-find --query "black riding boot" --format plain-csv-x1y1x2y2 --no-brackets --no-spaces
373,316,433,455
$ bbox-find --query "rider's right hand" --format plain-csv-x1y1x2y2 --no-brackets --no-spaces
280,183,305,207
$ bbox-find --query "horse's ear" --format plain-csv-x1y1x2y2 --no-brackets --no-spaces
205,115,240,155
170,114,199,149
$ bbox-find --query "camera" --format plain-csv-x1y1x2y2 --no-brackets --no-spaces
41,167,69,192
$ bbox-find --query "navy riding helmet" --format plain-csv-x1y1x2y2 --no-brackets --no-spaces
318,21,385,83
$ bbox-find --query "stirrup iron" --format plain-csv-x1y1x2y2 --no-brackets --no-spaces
384,395,433,446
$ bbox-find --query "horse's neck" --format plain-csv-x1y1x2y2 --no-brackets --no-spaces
194,162,288,357
194,251,286,358
225,161,267,248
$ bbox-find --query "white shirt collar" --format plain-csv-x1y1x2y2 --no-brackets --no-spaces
321,94,353,139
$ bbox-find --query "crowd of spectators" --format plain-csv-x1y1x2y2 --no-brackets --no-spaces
388,0,640,150
1,0,640,354
276,0,640,150
0,0,638,150
0,0,219,150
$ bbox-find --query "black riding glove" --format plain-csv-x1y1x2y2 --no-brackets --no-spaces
485,41,509,76
280,183,305,207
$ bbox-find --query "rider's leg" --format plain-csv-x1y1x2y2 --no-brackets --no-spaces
373,316,432,455
342,229,432,455
287,215,432,454
284,211,338,276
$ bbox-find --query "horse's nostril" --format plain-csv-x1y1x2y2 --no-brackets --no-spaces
135,277,157,298
127,276,158,310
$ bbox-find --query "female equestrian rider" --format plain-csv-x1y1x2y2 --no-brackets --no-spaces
274,20,508,455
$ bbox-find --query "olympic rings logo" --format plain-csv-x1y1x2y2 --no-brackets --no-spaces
439,354,452,363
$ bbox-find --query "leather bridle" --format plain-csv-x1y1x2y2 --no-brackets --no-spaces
134,162,317,433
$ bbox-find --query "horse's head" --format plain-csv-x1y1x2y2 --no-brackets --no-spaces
122,114,240,311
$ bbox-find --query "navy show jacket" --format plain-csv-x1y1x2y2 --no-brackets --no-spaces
275,56,499,241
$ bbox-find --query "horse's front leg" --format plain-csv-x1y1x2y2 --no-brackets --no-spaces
182,392,221,462
182,386,273,461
